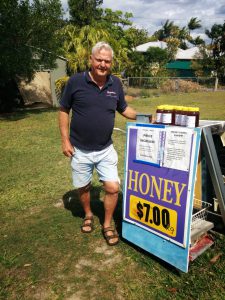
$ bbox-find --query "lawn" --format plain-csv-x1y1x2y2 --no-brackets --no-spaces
1,91,225,300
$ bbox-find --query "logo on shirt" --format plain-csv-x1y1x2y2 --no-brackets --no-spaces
106,91,117,98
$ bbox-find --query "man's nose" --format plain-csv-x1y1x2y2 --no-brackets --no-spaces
100,60,106,67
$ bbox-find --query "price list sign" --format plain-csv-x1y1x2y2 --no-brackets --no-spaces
123,124,199,248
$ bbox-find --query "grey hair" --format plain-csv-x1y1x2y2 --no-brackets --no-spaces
91,42,114,58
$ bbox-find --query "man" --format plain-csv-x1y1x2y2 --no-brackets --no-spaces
59,41,137,246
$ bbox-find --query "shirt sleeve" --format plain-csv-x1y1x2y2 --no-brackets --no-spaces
59,76,75,109
116,78,128,113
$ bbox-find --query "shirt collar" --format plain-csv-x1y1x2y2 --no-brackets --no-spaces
84,71,113,87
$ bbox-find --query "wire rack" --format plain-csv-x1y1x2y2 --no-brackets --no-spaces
191,199,212,230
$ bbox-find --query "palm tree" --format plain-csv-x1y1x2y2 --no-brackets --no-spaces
187,18,202,46
192,36,205,46
163,20,176,38
59,24,109,73
178,26,190,49
58,23,130,75
187,17,202,35
154,20,176,40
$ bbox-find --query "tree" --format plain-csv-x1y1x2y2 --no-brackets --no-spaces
165,37,181,60
58,7,136,76
59,24,110,73
100,8,132,27
153,18,204,49
187,17,204,46
124,27,150,49
192,22,225,85
178,26,189,49
153,19,185,53
205,22,225,83
145,47,169,77
0,0,63,112
126,51,146,77
188,17,202,34
96,9,133,44
68,0,102,26
154,20,179,41
97,9,151,75
58,23,131,75
145,47,169,65
191,36,205,46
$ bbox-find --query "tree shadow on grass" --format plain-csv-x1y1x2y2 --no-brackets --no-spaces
62,185,123,234
0,107,58,122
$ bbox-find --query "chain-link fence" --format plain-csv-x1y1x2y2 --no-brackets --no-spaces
122,77,219,94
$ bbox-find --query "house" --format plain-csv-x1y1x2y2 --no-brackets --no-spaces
19,56,67,108
167,47,201,77
134,42,201,77
134,41,168,52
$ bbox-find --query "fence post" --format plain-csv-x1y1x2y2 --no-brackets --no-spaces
175,79,179,92
214,77,218,91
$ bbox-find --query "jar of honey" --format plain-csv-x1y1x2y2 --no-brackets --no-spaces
174,106,182,126
186,107,200,127
180,106,188,127
161,105,174,125
156,105,164,124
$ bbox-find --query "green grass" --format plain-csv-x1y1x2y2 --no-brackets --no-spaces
1,91,225,300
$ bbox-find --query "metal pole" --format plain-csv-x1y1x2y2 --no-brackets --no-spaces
202,127,225,224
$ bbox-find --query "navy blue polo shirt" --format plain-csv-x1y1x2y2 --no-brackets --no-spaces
60,71,128,151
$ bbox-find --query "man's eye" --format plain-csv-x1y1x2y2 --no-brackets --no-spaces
96,59,111,64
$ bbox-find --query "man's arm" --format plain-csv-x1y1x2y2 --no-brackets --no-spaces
121,106,155,123
120,106,137,120
58,107,74,157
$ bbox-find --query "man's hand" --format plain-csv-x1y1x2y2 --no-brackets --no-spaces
58,107,74,157
62,139,74,157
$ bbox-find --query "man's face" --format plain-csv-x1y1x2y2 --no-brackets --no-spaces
90,48,112,78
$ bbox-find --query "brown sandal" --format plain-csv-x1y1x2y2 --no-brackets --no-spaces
81,216,94,233
102,226,119,246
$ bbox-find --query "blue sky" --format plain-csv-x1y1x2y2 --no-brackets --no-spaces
61,0,225,39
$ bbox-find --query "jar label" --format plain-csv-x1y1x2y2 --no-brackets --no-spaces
156,112,162,123
175,114,181,125
186,116,196,127
162,113,172,124
180,115,187,126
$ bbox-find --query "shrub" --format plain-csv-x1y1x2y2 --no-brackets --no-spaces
55,76,69,100
160,79,202,93
126,87,142,97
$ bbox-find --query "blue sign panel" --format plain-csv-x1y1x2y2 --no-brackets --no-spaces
122,123,201,272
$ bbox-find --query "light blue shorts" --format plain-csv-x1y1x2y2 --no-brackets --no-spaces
71,144,120,188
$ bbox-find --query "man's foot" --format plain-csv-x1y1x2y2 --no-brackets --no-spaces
102,226,119,246
81,216,94,233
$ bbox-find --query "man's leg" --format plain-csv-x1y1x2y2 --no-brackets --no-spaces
95,145,120,244
102,181,119,244
102,181,119,227
71,147,94,233
78,183,94,233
